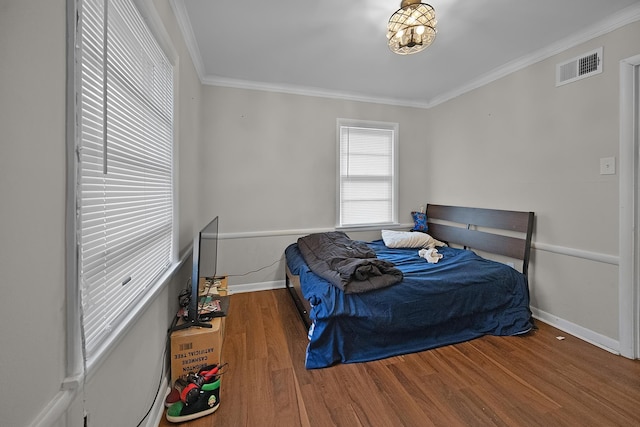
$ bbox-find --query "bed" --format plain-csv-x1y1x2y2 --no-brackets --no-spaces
284,204,535,369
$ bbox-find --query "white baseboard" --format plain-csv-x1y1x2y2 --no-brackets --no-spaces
227,280,286,294
531,306,620,355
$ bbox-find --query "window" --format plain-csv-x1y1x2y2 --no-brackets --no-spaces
77,0,174,358
337,119,398,227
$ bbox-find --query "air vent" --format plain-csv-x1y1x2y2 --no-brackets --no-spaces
556,47,602,86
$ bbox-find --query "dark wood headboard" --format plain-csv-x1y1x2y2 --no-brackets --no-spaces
426,204,534,277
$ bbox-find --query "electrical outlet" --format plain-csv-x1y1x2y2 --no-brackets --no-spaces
600,157,615,175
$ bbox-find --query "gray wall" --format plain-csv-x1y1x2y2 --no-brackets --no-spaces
0,0,203,426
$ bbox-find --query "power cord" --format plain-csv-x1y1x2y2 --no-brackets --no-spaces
225,255,284,278
135,300,180,426
136,326,171,427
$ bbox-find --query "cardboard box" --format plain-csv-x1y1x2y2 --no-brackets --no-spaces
170,316,224,384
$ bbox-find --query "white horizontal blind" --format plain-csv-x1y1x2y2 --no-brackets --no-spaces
338,120,398,227
79,0,174,356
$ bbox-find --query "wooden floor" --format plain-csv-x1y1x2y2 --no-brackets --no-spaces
158,289,640,427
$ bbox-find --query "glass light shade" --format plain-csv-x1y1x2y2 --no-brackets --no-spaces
387,1,437,55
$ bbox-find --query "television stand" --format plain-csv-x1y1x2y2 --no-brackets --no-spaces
170,276,228,332
169,277,228,384
170,318,212,331
169,315,226,384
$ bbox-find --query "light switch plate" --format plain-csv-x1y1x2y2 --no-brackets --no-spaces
600,157,615,175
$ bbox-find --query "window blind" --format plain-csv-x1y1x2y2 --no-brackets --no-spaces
338,120,398,227
79,0,174,356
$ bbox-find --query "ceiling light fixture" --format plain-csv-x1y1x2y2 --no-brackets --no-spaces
387,0,437,55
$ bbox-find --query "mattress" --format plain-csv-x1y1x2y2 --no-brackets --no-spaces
285,239,532,369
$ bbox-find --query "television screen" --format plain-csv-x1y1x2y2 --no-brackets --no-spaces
198,217,218,279
172,216,219,331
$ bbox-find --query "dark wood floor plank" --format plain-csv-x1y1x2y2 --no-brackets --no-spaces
363,362,436,426
158,289,640,427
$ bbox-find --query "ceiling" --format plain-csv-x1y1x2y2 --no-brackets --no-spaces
171,0,640,108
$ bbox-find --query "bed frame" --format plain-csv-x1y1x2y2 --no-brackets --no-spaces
285,204,535,329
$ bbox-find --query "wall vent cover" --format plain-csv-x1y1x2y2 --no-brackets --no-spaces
556,47,602,86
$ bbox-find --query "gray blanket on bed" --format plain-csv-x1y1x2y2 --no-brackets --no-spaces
297,231,403,294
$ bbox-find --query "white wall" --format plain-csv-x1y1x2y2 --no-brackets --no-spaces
1,0,68,425
0,0,203,426
200,21,640,352
199,87,430,288
423,21,640,344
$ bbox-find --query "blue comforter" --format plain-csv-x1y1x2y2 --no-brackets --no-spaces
285,239,532,369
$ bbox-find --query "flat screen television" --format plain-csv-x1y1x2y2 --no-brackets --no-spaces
172,216,218,331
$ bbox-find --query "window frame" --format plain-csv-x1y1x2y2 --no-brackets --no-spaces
336,118,399,229
67,0,179,375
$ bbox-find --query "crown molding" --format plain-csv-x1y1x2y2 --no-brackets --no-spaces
200,74,432,109
169,0,205,81
427,3,640,108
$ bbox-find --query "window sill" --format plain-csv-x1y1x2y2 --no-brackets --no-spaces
83,252,188,379
336,223,408,233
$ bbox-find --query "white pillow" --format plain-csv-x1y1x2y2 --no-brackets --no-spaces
381,230,445,249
